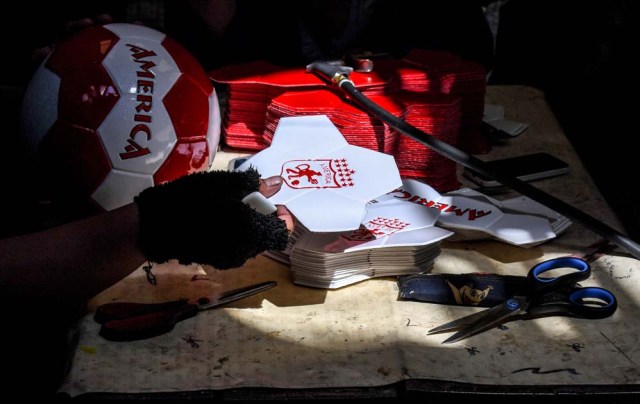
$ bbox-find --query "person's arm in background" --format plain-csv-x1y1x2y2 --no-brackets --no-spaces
0,202,143,302
0,172,293,303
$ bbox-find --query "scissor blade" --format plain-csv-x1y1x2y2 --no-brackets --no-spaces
199,281,277,311
576,239,617,263
441,296,528,344
428,308,492,335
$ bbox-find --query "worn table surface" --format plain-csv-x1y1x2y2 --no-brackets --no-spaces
58,85,640,400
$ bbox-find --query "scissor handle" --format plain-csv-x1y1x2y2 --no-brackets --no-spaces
94,299,190,324
529,286,617,319
527,257,590,296
568,287,618,318
99,302,200,341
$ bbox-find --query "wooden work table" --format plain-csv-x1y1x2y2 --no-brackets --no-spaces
58,85,640,402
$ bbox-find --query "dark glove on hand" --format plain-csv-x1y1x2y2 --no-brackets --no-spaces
134,167,289,269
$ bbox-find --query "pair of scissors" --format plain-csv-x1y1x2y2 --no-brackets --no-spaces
428,257,617,344
94,281,277,342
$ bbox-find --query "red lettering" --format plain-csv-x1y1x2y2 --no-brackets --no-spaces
136,95,152,113
432,202,449,211
119,123,151,159
468,210,492,221
137,80,154,94
121,44,158,160
134,114,151,123
126,44,157,60
130,124,151,141
414,197,435,207
444,206,470,216
135,61,156,78
391,189,412,200
390,187,495,222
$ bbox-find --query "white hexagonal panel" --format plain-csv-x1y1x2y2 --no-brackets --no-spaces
98,25,182,174
387,179,560,246
20,58,60,152
91,169,154,211
238,115,402,232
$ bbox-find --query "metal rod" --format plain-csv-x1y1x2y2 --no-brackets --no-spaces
307,61,640,261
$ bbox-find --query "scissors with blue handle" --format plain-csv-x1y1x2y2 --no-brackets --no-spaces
428,257,617,344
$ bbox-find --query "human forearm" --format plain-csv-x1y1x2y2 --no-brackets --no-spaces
0,203,145,301
0,170,292,303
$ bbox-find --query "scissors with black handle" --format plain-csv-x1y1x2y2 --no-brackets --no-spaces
428,257,617,344
94,281,277,342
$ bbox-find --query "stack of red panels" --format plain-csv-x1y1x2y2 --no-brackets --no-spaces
401,49,488,154
208,50,485,193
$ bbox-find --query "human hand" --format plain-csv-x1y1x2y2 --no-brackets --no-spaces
135,168,292,268
259,176,295,233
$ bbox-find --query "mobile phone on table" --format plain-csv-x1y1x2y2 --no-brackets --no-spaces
463,152,570,189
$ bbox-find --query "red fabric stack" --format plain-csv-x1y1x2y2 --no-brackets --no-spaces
208,50,486,193
401,49,488,154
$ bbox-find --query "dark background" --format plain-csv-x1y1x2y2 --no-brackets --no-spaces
0,0,636,239
0,0,636,399
491,1,637,241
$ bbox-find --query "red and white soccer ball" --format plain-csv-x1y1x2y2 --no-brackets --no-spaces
21,23,220,212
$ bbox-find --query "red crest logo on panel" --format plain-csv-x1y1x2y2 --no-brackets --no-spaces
282,158,355,189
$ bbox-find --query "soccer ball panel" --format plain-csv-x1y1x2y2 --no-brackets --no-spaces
20,62,59,151
206,91,221,161
58,63,120,130
46,26,120,74
45,25,122,131
104,23,167,43
164,75,211,140
39,121,111,197
92,170,154,211
97,92,176,175
154,140,210,184
162,36,213,94
102,33,180,99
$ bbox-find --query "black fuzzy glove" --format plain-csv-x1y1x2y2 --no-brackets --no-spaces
134,168,289,269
